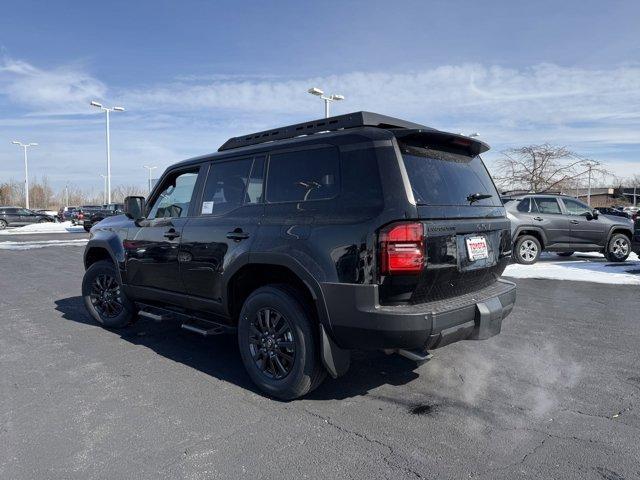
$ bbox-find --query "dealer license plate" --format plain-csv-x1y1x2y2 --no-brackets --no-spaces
466,236,488,261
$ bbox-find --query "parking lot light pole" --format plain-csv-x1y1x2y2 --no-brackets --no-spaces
11,141,38,209
143,165,157,194
99,174,107,204
307,87,345,118
91,101,125,204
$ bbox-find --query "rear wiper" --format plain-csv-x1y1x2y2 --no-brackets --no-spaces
467,192,493,204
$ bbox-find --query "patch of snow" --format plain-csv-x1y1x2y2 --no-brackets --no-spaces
0,239,88,250
503,252,640,285
0,221,85,235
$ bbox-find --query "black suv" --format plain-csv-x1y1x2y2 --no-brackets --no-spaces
505,194,634,264
0,207,55,229
81,112,516,399
79,203,125,232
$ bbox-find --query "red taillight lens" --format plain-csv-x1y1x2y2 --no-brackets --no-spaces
379,222,425,275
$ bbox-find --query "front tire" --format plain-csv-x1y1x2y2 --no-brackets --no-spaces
238,285,326,400
82,260,136,328
83,223,92,232
605,233,630,262
0,219,7,230
514,235,542,264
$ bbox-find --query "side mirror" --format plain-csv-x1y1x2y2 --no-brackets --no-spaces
592,209,599,220
124,196,146,220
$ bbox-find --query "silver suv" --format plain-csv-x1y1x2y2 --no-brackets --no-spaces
504,194,634,264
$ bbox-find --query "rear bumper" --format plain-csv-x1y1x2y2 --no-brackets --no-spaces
321,279,516,350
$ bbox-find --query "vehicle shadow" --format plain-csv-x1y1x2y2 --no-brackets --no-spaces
54,296,419,401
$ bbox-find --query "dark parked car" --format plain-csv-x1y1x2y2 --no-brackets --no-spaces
0,207,55,229
81,111,516,399
505,194,634,264
78,203,125,232
596,207,630,219
59,206,81,222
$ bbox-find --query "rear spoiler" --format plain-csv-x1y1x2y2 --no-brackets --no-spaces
391,129,490,156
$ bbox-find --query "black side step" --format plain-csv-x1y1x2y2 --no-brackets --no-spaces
136,303,181,322
181,317,234,336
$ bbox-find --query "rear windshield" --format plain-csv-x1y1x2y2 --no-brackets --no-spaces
400,145,501,207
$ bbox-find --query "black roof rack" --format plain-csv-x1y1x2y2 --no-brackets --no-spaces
218,111,433,151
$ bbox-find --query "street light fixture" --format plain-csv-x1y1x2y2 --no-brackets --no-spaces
11,141,38,209
91,100,125,203
143,165,157,194
307,87,345,118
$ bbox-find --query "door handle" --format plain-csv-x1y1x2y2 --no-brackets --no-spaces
569,220,579,225
163,229,180,240
533,216,544,221
226,229,250,241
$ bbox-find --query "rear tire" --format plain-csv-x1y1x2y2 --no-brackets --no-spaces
82,260,136,328
605,233,630,262
237,284,326,400
556,252,574,257
514,235,541,265
38,218,48,223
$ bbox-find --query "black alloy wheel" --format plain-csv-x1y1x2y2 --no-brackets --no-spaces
82,260,136,328
249,307,296,380
89,273,124,319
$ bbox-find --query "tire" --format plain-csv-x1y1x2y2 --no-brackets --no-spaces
556,252,574,257
83,223,92,232
605,233,630,262
514,235,541,265
0,219,7,230
82,260,136,328
38,218,48,223
238,284,327,400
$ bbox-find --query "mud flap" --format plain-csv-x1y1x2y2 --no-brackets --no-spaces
470,296,504,340
319,324,351,378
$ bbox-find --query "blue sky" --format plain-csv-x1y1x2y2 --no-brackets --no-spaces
1,0,639,194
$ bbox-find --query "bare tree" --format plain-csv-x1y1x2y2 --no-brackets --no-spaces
494,144,606,193
112,184,146,203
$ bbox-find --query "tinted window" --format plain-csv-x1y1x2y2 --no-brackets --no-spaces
266,147,340,203
200,158,253,215
516,198,531,213
5,208,18,214
147,170,199,219
246,157,265,204
401,147,500,206
533,197,561,214
563,198,591,216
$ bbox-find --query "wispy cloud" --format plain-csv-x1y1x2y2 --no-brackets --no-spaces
1,57,639,190
0,56,106,115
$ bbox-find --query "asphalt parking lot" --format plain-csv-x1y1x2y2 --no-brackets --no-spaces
1,234,639,480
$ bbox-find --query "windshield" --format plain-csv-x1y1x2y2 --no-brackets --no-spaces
400,146,501,207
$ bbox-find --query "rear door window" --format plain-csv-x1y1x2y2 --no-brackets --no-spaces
200,158,253,215
266,147,340,203
533,197,561,214
400,146,500,206
516,198,532,213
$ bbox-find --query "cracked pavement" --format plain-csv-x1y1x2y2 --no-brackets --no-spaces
1,236,639,479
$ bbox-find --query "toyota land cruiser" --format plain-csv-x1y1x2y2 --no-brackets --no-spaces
81,112,516,399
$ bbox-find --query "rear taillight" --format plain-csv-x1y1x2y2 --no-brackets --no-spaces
379,222,425,275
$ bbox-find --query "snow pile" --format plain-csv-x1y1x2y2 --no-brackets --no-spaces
0,239,88,250
503,252,640,285
0,221,85,235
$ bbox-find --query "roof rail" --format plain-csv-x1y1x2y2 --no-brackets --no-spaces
218,111,432,151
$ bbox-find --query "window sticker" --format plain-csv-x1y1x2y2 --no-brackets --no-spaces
201,201,214,215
